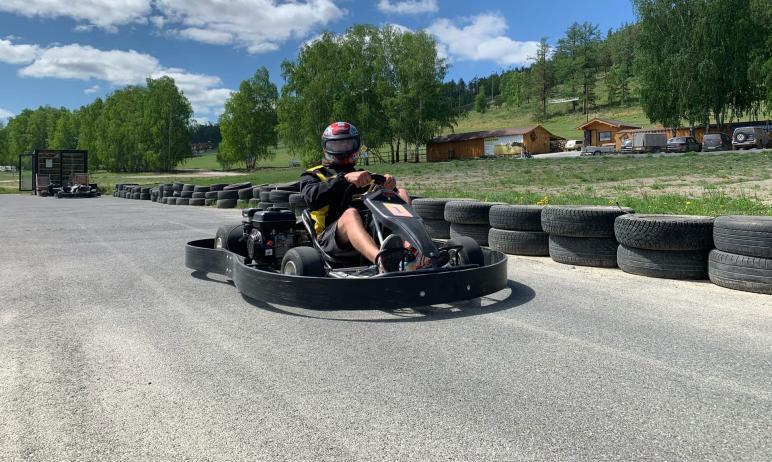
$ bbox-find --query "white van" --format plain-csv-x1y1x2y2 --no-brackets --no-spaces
565,140,583,151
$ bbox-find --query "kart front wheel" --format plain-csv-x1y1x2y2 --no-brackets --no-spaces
281,247,325,277
446,236,484,267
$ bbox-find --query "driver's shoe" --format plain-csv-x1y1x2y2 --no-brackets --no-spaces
416,249,451,269
377,234,405,273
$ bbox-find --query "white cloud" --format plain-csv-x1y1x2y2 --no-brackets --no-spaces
84,84,101,94
427,13,540,66
10,40,231,116
0,108,13,120
0,38,40,64
0,0,151,32
377,0,438,15
156,0,344,53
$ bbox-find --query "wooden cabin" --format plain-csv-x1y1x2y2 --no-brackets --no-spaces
577,118,642,148
426,125,564,162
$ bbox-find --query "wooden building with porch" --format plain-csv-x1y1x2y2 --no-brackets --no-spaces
577,118,642,148
426,125,564,162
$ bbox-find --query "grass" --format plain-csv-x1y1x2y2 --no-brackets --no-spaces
177,145,300,171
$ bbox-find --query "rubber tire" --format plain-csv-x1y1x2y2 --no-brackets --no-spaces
175,198,189,205
446,236,485,266
139,193,150,200
274,202,291,210
269,190,294,203
248,198,260,207
424,219,450,239
489,205,544,231
259,191,272,202
223,182,252,191
140,187,150,194
205,199,216,206
209,183,228,191
258,202,273,210
237,187,253,200
713,216,772,258
445,201,500,225
413,198,471,221
132,193,141,200
449,223,490,246
542,205,634,238
191,192,205,199
217,190,238,200
182,184,195,192
549,235,619,268
617,245,709,280
281,247,325,277
189,198,205,206
215,222,246,257
708,249,772,294
488,228,549,256
179,191,192,198
204,191,218,199
217,199,237,208
289,193,305,207
193,185,210,193
173,192,181,197
172,183,183,191
274,181,301,192
614,214,714,250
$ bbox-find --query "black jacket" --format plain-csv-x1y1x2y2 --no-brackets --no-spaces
299,164,368,231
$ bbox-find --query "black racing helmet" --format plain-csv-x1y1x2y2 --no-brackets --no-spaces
321,121,360,166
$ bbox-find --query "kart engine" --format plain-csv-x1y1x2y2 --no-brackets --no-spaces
242,207,297,267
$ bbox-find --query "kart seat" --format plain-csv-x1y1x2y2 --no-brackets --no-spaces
301,209,361,263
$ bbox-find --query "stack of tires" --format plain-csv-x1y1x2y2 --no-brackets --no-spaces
269,189,293,209
542,205,634,267
175,183,193,205
217,182,251,208
139,187,150,200
257,186,273,209
289,193,307,219
131,186,141,200
615,215,714,279
412,198,455,239
171,183,182,203
237,184,253,207
204,183,226,206
709,216,772,294
445,201,500,246
487,205,549,256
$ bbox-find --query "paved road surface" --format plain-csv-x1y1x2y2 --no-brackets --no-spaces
1,195,770,460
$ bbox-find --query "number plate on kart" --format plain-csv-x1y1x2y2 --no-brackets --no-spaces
383,203,413,217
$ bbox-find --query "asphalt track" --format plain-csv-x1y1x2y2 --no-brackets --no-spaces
1,195,771,461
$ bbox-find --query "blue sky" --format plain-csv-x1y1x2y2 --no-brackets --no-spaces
0,0,635,123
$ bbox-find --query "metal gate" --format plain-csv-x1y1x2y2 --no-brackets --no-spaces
18,153,32,192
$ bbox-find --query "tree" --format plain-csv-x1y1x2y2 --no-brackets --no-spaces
501,70,529,110
219,67,278,170
143,76,193,171
530,38,555,122
50,111,79,149
475,88,488,113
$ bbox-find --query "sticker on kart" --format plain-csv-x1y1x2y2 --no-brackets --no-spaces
383,203,413,217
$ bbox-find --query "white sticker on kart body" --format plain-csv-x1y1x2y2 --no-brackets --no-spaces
383,203,413,218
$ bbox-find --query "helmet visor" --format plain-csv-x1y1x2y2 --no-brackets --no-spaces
324,138,359,155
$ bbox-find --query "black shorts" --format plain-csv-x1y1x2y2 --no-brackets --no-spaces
317,219,351,255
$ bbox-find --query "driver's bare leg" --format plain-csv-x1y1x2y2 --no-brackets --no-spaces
336,207,379,262
396,188,411,205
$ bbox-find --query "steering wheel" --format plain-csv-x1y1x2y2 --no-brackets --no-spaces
349,172,387,202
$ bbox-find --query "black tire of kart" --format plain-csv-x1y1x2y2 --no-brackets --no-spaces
217,189,238,200
217,199,237,208
424,219,450,239
259,191,272,201
209,183,228,191
248,198,260,207
708,249,772,294
139,193,150,200
205,199,216,206
191,192,205,199
449,223,491,246
237,187,253,200
542,205,634,238
614,214,715,250
223,182,252,191
258,202,273,210
281,247,325,277
204,191,218,199
189,198,206,206
713,215,772,258
411,198,456,221
488,229,549,256
176,198,190,205
193,185,210,193
182,184,195,192
269,189,294,203
617,245,709,280
446,236,485,267
549,235,619,268
489,205,545,231
444,201,499,225
215,222,247,256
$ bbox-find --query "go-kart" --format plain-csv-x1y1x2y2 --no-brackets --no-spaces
53,183,101,198
185,174,508,309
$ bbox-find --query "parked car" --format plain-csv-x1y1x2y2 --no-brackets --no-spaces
732,126,770,150
620,138,633,154
702,133,732,152
666,136,701,153
565,140,583,151
632,133,667,153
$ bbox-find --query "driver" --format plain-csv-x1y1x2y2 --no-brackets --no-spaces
300,122,412,273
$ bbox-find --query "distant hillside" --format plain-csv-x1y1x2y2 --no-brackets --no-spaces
449,104,654,141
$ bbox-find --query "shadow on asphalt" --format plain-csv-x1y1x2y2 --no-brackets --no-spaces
238,279,535,323
191,270,235,286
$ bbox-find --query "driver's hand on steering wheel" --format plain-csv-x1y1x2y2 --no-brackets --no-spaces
383,174,396,190
344,171,371,188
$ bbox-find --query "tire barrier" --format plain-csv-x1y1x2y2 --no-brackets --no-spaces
709,216,772,294
444,201,499,246
488,205,548,256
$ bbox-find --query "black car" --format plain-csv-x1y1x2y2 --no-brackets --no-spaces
702,133,732,152
620,138,633,154
666,136,701,153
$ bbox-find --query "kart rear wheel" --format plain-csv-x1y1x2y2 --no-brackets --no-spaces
446,236,484,267
281,247,325,277
215,223,247,257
